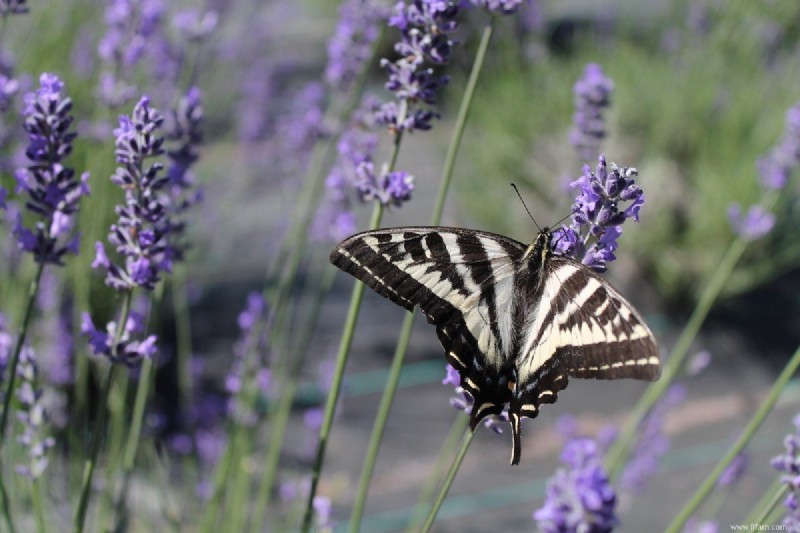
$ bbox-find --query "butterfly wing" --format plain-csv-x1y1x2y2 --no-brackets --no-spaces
507,256,660,464
330,227,525,426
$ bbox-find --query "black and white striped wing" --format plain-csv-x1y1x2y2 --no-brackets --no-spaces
507,256,660,464
330,227,524,424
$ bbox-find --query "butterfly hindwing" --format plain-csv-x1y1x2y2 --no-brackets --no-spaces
507,255,659,463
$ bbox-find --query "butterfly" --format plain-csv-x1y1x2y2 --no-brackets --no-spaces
330,225,660,464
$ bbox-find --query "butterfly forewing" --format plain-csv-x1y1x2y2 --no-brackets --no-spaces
330,227,525,421
330,226,660,466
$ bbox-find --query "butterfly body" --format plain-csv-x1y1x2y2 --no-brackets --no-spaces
331,226,659,464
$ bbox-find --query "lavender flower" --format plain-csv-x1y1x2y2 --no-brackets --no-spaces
13,73,90,265
727,203,775,241
14,347,55,479
280,82,329,156
173,9,219,42
353,161,415,206
443,364,507,434
533,438,618,533
685,350,712,377
757,103,800,190
374,0,460,133
313,93,413,240
717,451,748,488
619,384,686,492
569,64,614,162
81,310,157,366
553,155,644,272
325,0,386,90
225,292,270,425
164,87,204,260
97,0,164,107
771,415,800,529
0,0,27,15
0,314,11,389
93,96,172,292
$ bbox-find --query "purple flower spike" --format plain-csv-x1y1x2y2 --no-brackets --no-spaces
728,203,775,241
94,96,172,291
570,64,614,162
620,384,685,492
717,452,749,488
165,87,204,260
354,161,415,207
553,155,644,272
226,292,270,426
375,0,460,134
325,0,387,90
772,415,800,529
13,73,89,266
757,103,800,190
533,438,618,533
14,348,55,479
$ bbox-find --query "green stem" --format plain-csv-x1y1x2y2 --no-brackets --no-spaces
249,266,337,532
32,477,46,533
348,22,496,531
348,313,416,533
0,263,45,444
405,416,470,532
746,482,788,532
73,363,118,533
300,94,409,532
73,293,133,533
112,355,155,523
300,203,385,533
0,478,13,533
664,343,800,533
420,427,475,533
606,190,780,479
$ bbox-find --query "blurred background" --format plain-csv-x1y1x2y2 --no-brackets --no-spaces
1,0,800,531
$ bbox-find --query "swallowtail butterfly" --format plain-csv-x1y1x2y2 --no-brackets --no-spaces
330,226,660,464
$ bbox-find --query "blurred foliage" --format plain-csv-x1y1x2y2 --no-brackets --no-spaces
453,0,800,308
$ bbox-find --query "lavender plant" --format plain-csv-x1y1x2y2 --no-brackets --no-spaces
569,64,614,163
1,73,88,443
76,95,170,533
534,438,618,533
770,416,800,529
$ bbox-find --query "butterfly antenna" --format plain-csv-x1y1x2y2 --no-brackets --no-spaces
552,210,574,229
510,183,541,231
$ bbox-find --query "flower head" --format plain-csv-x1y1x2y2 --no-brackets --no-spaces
553,155,643,272
14,348,55,479
619,384,685,492
94,96,172,291
325,0,386,90
533,438,618,533
13,73,89,265
226,292,270,426
569,64,614,162
728,203,775,241
757,103,800,190
771,415,800,529
353,161,415,207
81,310,157,366
375,0,460,134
